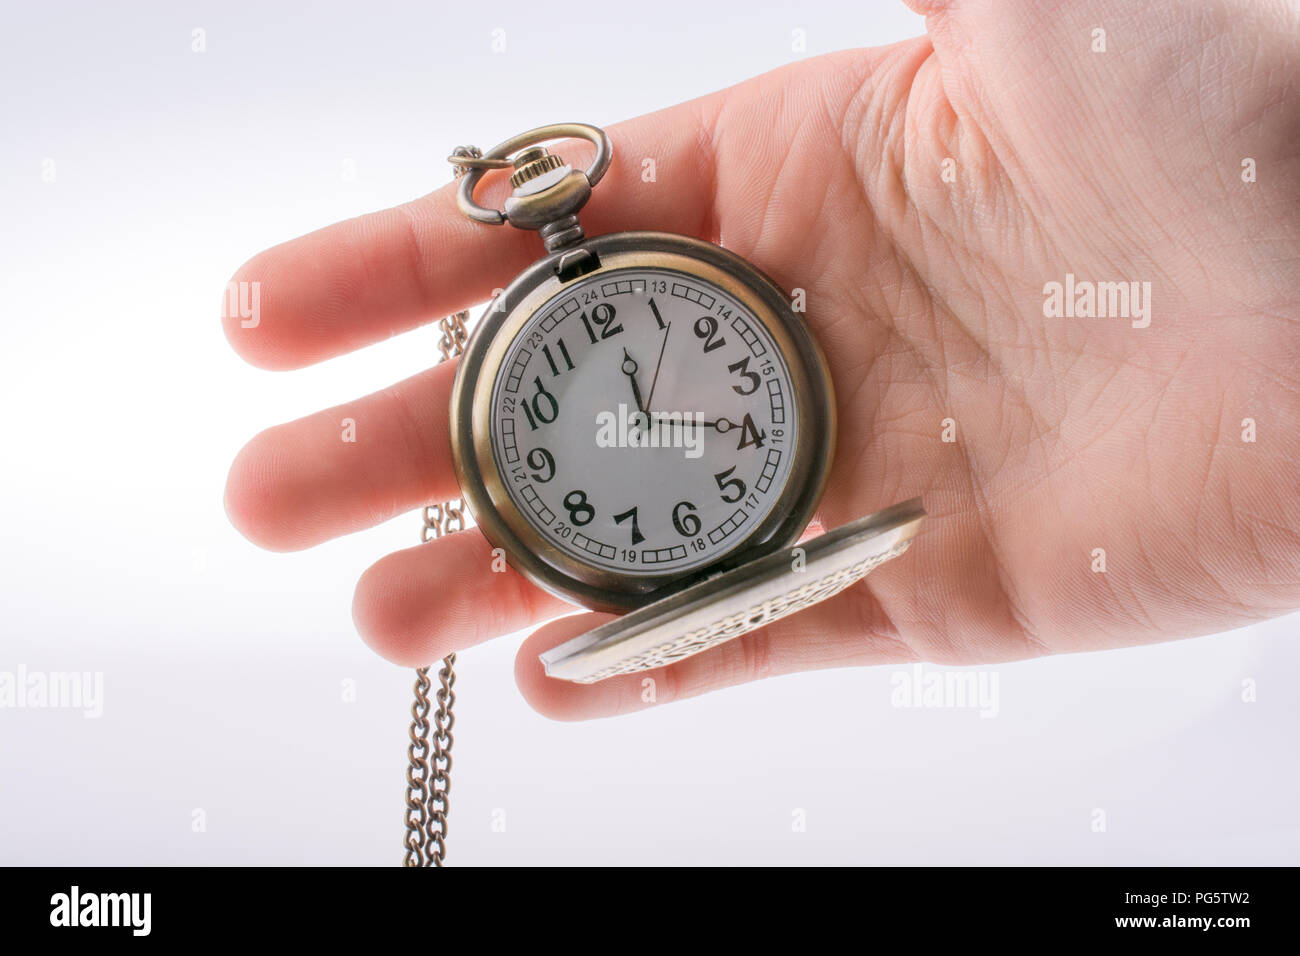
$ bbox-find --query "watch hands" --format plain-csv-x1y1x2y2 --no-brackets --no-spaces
643,322,671,413
624,328,733,431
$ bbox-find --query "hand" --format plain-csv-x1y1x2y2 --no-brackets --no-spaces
223,0,1300,720
619,348,647,417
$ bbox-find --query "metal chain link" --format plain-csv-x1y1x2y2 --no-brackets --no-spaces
402,145,480,868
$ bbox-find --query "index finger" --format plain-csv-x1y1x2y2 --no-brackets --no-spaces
221,102,719,370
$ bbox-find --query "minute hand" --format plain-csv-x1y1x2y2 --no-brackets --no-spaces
702,416,740,432
643,323,671,412
658,415,740,431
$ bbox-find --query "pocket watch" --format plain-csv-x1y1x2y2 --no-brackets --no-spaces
446,122,924,683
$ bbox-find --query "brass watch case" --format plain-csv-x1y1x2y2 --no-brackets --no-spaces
449,231,836,612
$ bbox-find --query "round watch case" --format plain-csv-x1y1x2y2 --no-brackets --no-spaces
449,230,836,613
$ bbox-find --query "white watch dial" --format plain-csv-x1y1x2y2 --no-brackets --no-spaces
490,268,799,577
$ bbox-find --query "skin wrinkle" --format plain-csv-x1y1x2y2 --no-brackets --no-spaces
377,378,441,506
395,200,440,320
657,654,681,707
1189,389,1242,607
804,81,862,286
893,88,1070,446
845,46,919,237
490,569,548,654
771,86,837,271
693,98,725,247
1099,23,1239,287
1089,540,1131,637
353,418,401,532
956,453,1050,657
895,246,1060,483
1217,33,1296,267
934,66,1053,238
842,234,946,416
837,60,897,233
833,341,934,516
825,320,882,423
748,91,811,264
1141,347,1192,443
1240,510,1300,580
1129,525,1184,636
873,50,926,224
844,577,918,664
736,624,774,686
673,640,734,700
322,420,377,542
828,47,891,176
1196,19,1236,203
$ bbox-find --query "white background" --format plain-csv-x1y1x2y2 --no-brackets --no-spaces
1,0,1296,865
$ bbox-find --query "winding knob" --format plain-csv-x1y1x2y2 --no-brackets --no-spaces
509,147,566,189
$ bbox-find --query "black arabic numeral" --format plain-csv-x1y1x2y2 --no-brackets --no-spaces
522,375,559,430
713,466,746,503
613,506,645,545
671,501,701,537
563,490,595,526
728,355,761,395
736,413,767,450
580,302,624,343
648,297,667,331
541,338,574,376
527,448,555,483
693,315,727,353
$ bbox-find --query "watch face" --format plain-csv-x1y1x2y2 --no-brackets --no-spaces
488,267,799,577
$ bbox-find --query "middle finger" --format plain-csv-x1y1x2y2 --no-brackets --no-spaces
224,360,458,551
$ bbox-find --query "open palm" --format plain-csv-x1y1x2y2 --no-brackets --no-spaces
224,0,1300,719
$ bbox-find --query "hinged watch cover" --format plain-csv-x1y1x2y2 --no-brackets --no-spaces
540,498,925,683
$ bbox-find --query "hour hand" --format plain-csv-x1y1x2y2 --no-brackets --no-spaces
621,348,646,413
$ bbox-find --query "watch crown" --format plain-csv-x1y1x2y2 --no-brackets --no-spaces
509,147,566,189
